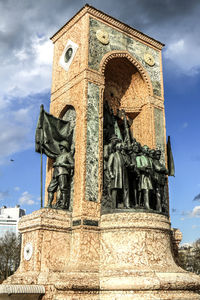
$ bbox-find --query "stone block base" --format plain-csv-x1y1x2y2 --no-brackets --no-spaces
2,210,200,299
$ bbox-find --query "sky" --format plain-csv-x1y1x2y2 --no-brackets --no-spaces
0,0,200,244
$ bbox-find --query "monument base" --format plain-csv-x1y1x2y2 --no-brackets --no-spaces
1,209,200,299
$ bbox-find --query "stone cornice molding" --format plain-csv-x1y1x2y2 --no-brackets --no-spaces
99,50,153,97
51,5,164,51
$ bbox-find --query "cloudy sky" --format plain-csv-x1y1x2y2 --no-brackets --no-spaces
0,0,200,243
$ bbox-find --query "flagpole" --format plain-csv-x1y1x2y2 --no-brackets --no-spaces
40,104,44,209
40,147,43,208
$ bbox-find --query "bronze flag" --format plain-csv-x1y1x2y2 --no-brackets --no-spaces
167,136,175,177
35,105,70,158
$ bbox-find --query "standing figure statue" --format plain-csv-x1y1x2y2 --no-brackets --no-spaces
47,141,74,209
136,145,153,210
152,149,168,212
107,142,130,209
129,141,140,207
103,135,122,201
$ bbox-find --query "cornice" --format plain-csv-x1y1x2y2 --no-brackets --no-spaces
51,4,164,51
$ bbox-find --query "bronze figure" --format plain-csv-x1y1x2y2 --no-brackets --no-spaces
47,141,74,209
136,145,153,210
107,142,130,209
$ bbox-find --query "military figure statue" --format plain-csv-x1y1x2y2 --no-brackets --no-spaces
47,141,74,209
107,142,130,209
152,149,168,212
136,145,153,210
129,141,140,207
101,104,172,215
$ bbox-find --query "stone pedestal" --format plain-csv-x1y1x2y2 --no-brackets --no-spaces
2,209,200,299
99,212,200,299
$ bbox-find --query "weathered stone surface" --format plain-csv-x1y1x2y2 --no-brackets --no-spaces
3,209,200,299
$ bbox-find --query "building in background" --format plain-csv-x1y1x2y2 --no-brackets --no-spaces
0,205,25,237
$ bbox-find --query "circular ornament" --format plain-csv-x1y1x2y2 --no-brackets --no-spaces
144,53,155,66
96,30,109,45
64,47,73,63
24,242,33,261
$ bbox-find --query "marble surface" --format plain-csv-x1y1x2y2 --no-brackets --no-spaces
89,17,162,97
85,82,100,202
154,107,165,163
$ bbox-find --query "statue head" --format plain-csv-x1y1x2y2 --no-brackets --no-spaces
110,135,121,145
59,141,69,151
154,149,161,160
149,149,155,158
116,142,122,151
142,145,149,155
132,142,140,153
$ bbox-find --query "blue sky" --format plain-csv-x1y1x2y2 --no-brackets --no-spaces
0,0,200,244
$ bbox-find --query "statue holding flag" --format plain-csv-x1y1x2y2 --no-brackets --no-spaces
47,141,74,209
35,105,75,209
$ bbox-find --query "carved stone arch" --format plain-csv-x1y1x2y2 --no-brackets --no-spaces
59,104,76,119
99,50,153,97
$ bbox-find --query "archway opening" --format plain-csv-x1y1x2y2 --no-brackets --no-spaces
103,56,148,145
102,56,150,213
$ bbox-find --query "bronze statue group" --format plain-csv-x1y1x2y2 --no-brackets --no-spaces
36,104,169,214
104,136,168,213
103,102,168,214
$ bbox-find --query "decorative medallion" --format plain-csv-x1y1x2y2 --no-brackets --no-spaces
64,47,73,63
59,40,78,71
24,242,33,261
144,53,155,66
96,29,109,45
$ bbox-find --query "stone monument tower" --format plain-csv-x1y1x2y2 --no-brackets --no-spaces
1,5,200,300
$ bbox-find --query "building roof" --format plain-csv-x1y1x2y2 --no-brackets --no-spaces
50,4,164,50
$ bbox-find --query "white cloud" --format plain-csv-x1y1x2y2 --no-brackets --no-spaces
166,39,185,56
14,186,20,191
12,107,31,124
14,48,29,61
18,191,35,205
33,37,54,66
0,42,53,99
190,206,200,218
164,38,200,75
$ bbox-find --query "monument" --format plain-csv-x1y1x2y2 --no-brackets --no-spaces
1,4,200,300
